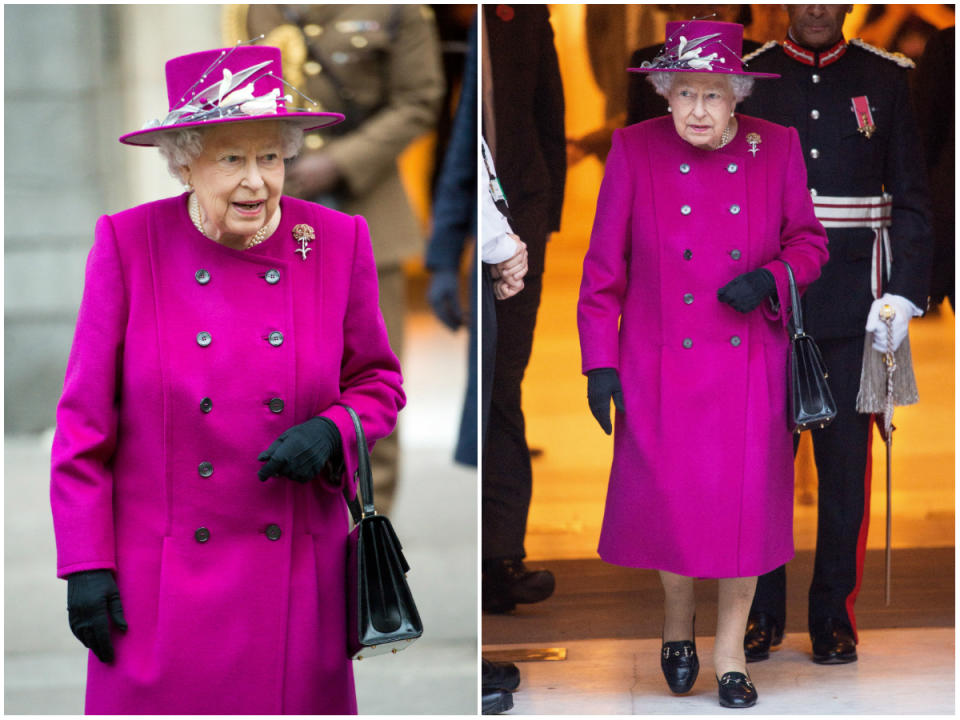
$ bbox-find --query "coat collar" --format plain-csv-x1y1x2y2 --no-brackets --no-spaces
782,34,847,67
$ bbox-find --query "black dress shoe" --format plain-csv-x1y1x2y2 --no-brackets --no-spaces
661,640,699,693
482,558,555,614
811,617,857,664
744,612,784,662
717,672,757,708
482,658,521,691
482,688,514,714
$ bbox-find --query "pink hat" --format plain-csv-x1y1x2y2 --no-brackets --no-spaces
628,20,779,78
119,44,344,147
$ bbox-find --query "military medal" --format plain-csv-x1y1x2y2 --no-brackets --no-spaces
746,132,761,157
293,223,315,260
851,96,876,138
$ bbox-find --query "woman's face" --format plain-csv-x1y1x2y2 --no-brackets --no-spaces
667,73,737,150
183,121,285,244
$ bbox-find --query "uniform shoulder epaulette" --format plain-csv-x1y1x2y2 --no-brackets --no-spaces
849,38,916,68
742,40,778,64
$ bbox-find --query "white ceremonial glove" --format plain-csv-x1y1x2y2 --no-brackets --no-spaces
864,293,921,352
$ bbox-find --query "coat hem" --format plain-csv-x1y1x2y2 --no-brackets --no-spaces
597,548,795,579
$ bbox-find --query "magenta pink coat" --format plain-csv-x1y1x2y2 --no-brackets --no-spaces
50,194,405,714
578,115,828,578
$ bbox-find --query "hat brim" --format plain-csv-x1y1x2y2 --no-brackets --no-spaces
628,67,780,79
119,111,346,147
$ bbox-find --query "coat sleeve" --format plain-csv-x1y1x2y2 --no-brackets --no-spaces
50,215,128,578
324,5,445,197
761,126,830,328
319,215,406,500
883,67,934,308
577,129,633,373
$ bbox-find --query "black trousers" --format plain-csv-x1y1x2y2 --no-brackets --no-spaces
751,336,873,637
482,273,543,561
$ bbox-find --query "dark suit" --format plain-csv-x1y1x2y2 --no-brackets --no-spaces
482,4,565,561
739,38,933,638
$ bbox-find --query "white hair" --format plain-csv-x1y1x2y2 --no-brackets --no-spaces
154,123,305,183
646,72,755,103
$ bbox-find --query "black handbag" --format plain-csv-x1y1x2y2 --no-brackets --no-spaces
780,260,838,433
341,406,423,660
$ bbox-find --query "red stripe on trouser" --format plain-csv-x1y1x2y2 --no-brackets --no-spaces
845,421,873,642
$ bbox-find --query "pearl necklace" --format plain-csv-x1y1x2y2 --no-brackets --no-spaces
189,192,279,249
716,118,736,150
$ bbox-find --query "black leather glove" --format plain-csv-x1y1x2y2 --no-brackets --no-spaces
67,569,127,663
258,416,342,483
587,368,625,435
717,268,777,313
427,269,464,331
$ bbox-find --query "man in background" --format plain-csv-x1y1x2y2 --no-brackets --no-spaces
481,3,566,614
738,4,932,665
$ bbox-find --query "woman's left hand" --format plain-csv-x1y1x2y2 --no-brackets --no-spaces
258,417,343,483
717,269,777,313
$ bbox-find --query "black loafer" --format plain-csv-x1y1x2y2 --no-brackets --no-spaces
717,672,757,708
482,558,555,614
744,612,784,662
661,640,699,693
811,617,857,664
482,658,521,692
482,687,514,715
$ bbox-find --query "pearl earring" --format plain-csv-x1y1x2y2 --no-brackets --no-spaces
667,105,673,112
731,110,735,117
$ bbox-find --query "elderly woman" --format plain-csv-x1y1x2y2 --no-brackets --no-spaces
50,44,404,714
577,21,828,708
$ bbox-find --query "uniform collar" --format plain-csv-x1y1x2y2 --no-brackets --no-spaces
782,33,847,67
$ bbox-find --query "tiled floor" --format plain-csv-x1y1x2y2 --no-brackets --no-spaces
486,627,955,714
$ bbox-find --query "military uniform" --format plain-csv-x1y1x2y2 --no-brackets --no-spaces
242,5,445,509
739,36,933,642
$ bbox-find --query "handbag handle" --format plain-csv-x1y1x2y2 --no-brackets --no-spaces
778,260,805,338
340,405,375,524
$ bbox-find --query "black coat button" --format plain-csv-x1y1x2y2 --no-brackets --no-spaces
682,338,693,349
268,398,285,413
730,249,742,260
683,249,693,261
197,331,212,347
683,293,694,305
195,527,210,543
267,331,284,347
198,461,213,478
731,336,742,347
264,269,281,285
200,397,213,413
195,269,211,285
266,524,282,541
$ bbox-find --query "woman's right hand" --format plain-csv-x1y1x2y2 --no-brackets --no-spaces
67,569,128,663
587,368,625,435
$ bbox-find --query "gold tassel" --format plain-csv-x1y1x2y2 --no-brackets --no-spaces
856,333,919,413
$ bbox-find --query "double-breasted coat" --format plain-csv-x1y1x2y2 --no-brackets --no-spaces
50,194,404,714
578,115,828,578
